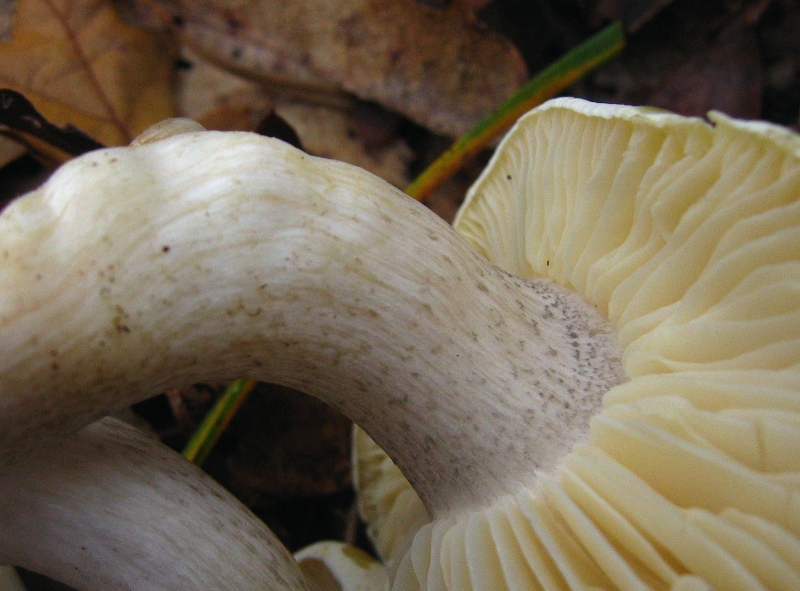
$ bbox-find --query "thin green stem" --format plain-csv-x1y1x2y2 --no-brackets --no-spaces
182,379,257,466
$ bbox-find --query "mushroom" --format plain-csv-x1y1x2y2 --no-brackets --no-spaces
353,99,800,590
0,416,311,591
295,540,390,591
0,98,798,590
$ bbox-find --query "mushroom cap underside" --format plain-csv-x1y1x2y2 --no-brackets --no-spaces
356,98,800,591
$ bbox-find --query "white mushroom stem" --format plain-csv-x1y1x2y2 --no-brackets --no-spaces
0,126,624,517
0,417,311,591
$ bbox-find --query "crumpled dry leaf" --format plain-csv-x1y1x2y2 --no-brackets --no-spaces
0,0,175,146
177,48,414,187
176,46,273,131
0,0,16,41
275,100,413,189
0,135,24,169
160,0,527,137
647,26,763,119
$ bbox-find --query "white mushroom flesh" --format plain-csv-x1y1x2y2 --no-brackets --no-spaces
0,417,310,591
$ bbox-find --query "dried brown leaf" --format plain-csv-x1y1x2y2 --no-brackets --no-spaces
648,26,763,119
275,100,413,189
0,0,16,41
0,0,175,146
176,48,412,185
176,46,272,130
167,0,527,137
0,135,24,168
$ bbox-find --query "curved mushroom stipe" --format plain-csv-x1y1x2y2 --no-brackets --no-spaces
0,125,624,516
0,417,310,591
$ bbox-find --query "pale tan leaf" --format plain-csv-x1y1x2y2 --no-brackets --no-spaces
176,46,272,130
0,0,175,146
0,0,16,41
171,0,527,137
275,99,413,189
0,135,25,168
178,48,413,187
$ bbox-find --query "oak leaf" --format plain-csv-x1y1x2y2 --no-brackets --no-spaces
0,0,175,146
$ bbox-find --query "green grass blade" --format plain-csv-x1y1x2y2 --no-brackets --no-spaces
182,379,257,466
